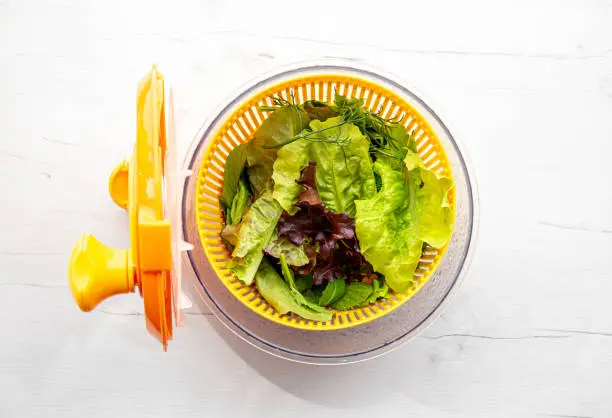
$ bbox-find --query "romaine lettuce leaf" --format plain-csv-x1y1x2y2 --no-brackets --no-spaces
246,107,310,190
309,117,376,217
229,190,282,285
264,233,310,266
221,223,240,248
228,176,250,225
270,117,376,217
221,143,247,209
271,138,311,213
246,165,270,197
256,259,332,322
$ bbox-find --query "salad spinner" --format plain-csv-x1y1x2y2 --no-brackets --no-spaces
68,63,478,364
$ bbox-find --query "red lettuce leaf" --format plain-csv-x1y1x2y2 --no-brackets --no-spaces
296,161,322,205
277,163,368,285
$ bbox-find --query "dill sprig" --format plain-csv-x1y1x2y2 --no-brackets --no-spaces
259,93,406,160
259,96,293,112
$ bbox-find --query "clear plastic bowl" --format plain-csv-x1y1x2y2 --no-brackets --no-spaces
180,62,479,364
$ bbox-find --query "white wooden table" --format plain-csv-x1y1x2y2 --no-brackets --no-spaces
2,0,612,417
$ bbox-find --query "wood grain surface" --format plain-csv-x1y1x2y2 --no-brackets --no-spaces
1,0,611,417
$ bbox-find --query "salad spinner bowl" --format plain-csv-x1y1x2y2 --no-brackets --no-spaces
68,62,478,363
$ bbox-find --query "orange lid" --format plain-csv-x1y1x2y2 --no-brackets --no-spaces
68,66,184,350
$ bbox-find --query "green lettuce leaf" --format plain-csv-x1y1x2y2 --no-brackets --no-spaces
319,279,347,307
264,233,310,266
355,151,454,292
221,143,247,209
355,159,423,292
246,107,310,191
303,288,323,305
403,148,427,171
229,191,282,285
228,176,250,225
359,278,389,307
332,282,373,310
246,165,270,197
309,117,376,217
279,254,331,318
221,223,240,249
270,117,376,216
294,275,313,292
389,124,410,151
373,124,412,169
406,150,454,248
255,260,332,322
271,138,311,213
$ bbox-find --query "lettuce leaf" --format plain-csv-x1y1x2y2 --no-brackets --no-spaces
221,143,247,209
255,259,332,322
279,255,331,317
271,138,311,213
228,176,250,225
332,282,373,311
270,117,376,217
276,161,365,285
246,165,270,197
406,150,454,248
264,233,310,266
295,161,322,206
355,151,454,292
359,278,389,307
319,279,347,306
221,223,240,248
309,117,376,217
246,107,309,191
355,159,423,292
229,190,282,285
303,288,323,305
294,274,313,292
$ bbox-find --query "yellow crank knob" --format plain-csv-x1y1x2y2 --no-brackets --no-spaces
68,234,134,312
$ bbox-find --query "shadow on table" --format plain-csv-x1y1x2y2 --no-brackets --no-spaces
200,313,424,409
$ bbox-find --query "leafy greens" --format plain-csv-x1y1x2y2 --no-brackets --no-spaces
255,259,332,322
220,94,455,322
355,151,454,292
229,190,283,285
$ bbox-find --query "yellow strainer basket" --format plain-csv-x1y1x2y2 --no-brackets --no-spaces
195,71,455,331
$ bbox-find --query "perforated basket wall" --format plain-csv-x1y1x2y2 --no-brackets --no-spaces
195,74,455,331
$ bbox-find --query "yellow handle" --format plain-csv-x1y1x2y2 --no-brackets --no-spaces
68,234,134,311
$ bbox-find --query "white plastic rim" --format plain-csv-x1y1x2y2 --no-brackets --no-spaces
180,60,479,364
163,85,194,327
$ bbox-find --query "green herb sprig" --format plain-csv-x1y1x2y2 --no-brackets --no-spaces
259,92,406,161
